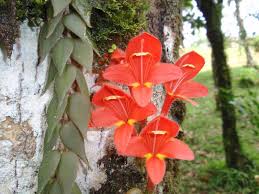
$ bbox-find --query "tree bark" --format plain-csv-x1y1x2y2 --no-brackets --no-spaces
196,0,250,169
148,0,185,193
234,0,256,68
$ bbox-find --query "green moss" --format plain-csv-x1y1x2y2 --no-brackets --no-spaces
16,0,47,26
90,0,149,53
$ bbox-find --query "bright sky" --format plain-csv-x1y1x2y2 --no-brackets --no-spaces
183,0,259,47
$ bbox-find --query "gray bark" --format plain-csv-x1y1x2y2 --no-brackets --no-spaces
234,0,256,67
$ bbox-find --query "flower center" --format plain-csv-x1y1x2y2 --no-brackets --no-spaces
144,153,167,160
114,119,136,127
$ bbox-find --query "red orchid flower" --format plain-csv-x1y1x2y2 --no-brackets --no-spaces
109,48,126,66
90,84,157,153
162,51,208,115
103,32,182,107
123,116,194,185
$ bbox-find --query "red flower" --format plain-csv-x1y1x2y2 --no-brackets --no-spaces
109,48,126,66
103,32,182,107
123,116,194,185
162,51,208,115
90,84,157,152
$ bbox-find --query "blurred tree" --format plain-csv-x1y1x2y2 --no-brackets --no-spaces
147,0,186,193
231,0,256,68
195,0,251,169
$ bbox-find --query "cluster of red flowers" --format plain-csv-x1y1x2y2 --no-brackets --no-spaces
89,32,208,187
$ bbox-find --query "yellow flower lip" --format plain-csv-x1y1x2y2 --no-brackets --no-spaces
168,91,174,96
114,119,136,127
144,82,152,88
150,130,167,135
132,52,150,56
144,153,167,160
104,95,124,101
115,120,126,127
182,64,195,68
131,82,140,88
144,153,153,160
127,119,136,126
156,153,167,160
131,82,153,88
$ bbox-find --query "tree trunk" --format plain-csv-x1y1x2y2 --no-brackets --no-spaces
148,0,185,193
234,0,256,68
196,0,250,169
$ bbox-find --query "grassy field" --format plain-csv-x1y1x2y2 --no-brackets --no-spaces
178,67,259,194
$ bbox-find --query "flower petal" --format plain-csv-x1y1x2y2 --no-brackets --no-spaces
114,124,135,153
126,32,162,64
130,86,152,107
122,136,149,157
92,84,130,106
176,80,208,98
130,102,157,121
160,138,194,160
140,116,179,137
175,51,205,81
111,48,126,60
149,63,182,84
146,157,166,185
90,107,119,128
103,64,136,85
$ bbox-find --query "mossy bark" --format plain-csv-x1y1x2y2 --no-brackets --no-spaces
148,0,184,193
0,0,46,57
196,0,251,170
0,0,19,57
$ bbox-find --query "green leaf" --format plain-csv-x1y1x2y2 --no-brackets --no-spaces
42,60,57,94
72,183,82,194
55,65,77,104
41,181,53,194
46,94,68,143
76,69,89,98
85,28,100,56
67,93,90,137
49,181,62,194
39,22,64,64
57,152,79,194
63,14,86,40
47,12,64,38
60,121,88,163
71,0,92,27
72,39,93,70
44,123,61,152
37,150,61,194
51,38,74,76
51,0,72,16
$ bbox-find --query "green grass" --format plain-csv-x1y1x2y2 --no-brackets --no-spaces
178,67,259,194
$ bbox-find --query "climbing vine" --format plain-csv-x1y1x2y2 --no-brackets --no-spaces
37,0,97,193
